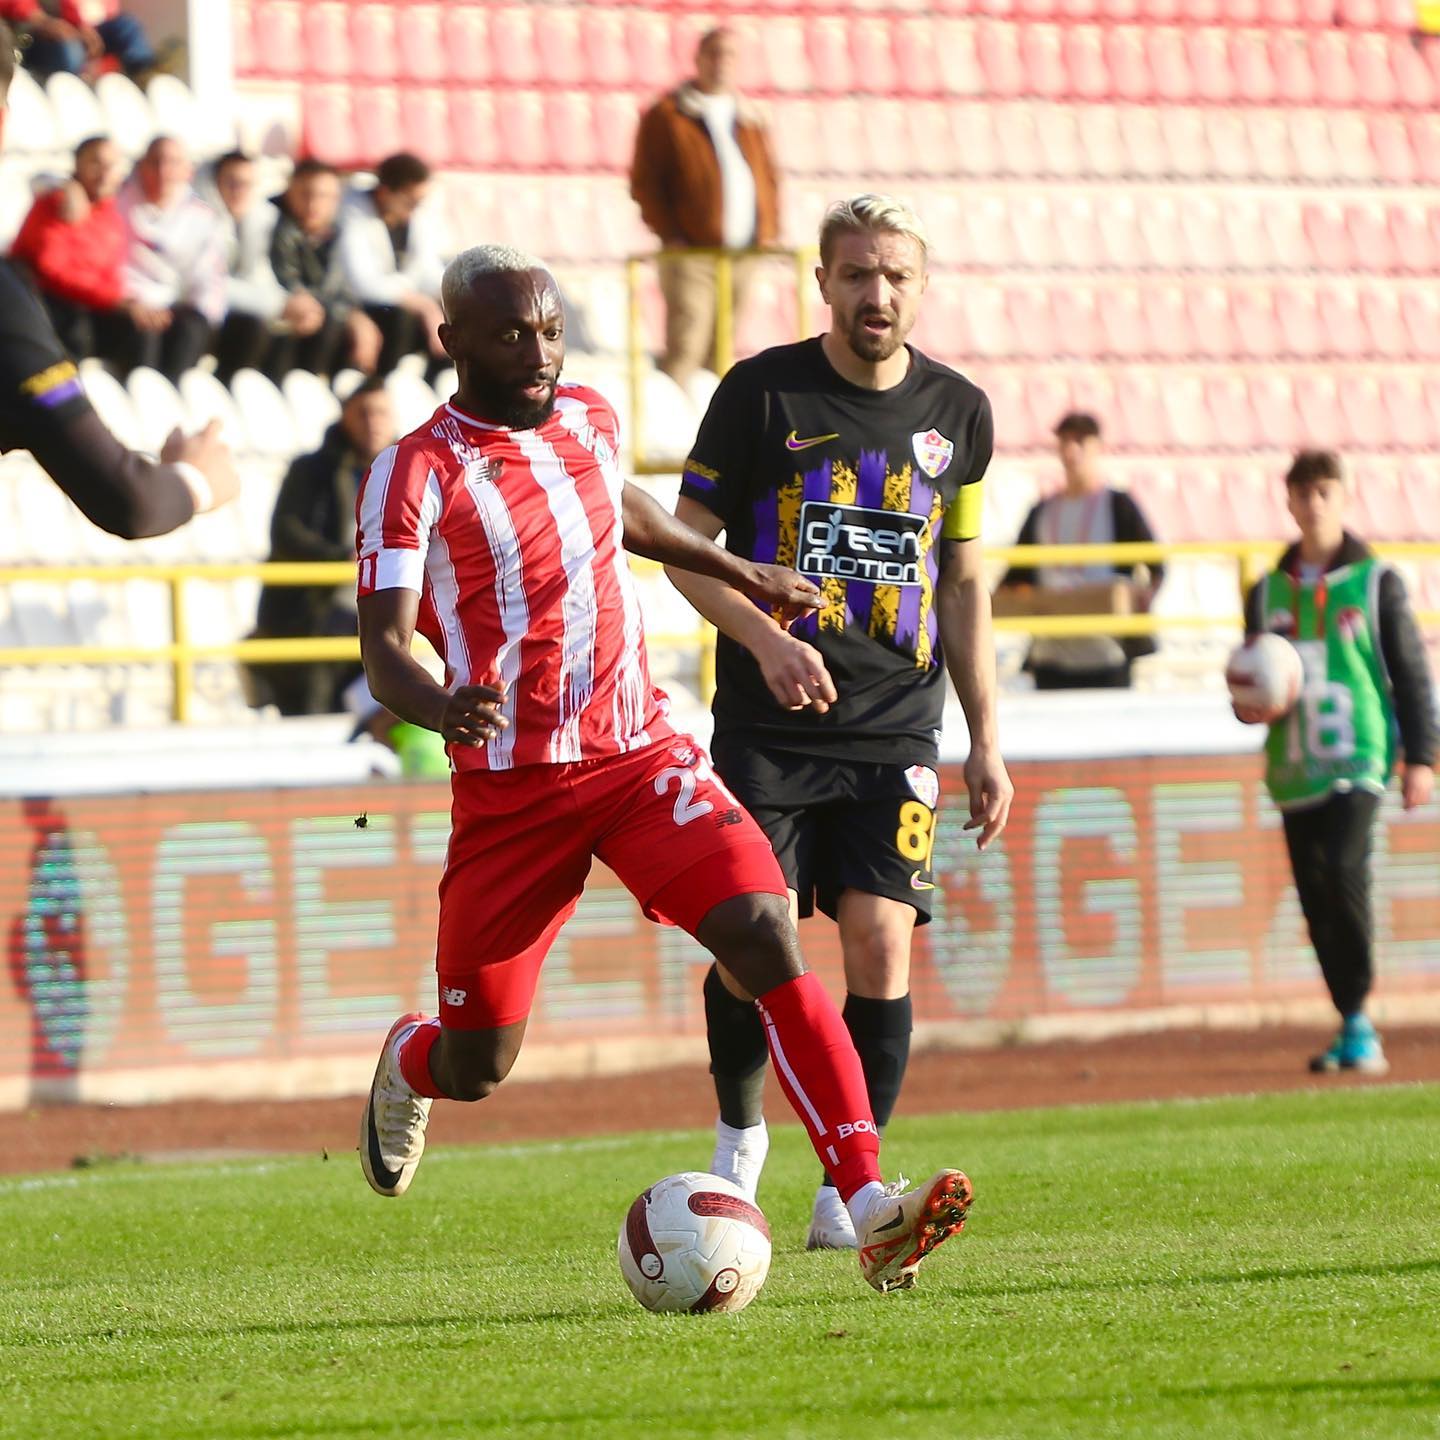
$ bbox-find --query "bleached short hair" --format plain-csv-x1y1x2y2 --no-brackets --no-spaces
818,194,929,268
441,244,550,320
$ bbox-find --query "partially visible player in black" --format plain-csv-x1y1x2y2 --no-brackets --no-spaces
0,21,236,537
666,193,1013,1250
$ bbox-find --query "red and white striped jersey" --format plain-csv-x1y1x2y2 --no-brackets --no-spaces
356,383,673,771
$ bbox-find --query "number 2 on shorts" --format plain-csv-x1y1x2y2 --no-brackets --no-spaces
655,765,715,827
896,800,935,868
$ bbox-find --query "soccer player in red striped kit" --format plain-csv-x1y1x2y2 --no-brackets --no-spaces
354,245,972,1292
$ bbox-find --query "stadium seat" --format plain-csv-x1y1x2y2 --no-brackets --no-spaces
1353,35,1397,108
5,67,57,155
1052,193,1104,269
1402,287,1440,359
1188,30,1236,105
1416,114,1440,185
1157,107,1210,180
125,369,187,454
581,10,630,87
1304,201,1353,271
398,4,447,83
1317,284,1369,358
44,72,106,151
231,370,298,459
1230,29,1276,104
1020,24,1069,99
304,85,356,168
1339,374,1387,450
1148,28,1195,102
1076,104,1127,177
1246,112,1295,182
1160,372,1213,450
280,371,340,455
1293,373,1346,449
80,363,143,452
302,2,352,80
1100,285,1149,359
444,91,499,172
948,103,1000,177
1249,372,1304,452
1390,37,1436,108
1275,285,1323,358
1286,110,1336,182
400,89,453,170
350,3,399,81
1232,286,1282,360
441,5,491,83
995,105,1044,177
849,18,899,95
488,6,542,86
1064,25,1112,100
544,93,599,175
354,87,402,172
1388,202,1436,273
148,74,234,160
1140,283,1196,360
1311,32,1358,108
385,371,441,436
1104,27,1153,103
1329,113,1375,182
977,20,1026,98
1370,114,1416,185
1004,284,1056,358
1188,285,1238,359
1168,194,1221,270
1261,198,1309,269
1360,286,1408,359
1379,373,1436,449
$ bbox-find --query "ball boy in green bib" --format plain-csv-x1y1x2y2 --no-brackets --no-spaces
1239,451,1436,1074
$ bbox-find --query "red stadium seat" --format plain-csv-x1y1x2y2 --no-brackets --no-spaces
251,1,302,78
545,92,598,173
1403,287,1440,360
302,3,352,80
1036,105,1083,175
1066,369,1119,443
1171,194,1223,269
850,18,899,96
495,91,549,172
1020,24,1070,99
446,90,499,171
1311,32,1357,108
1339,375,1388,450
581,13,629,88
1188,285,1238,358
1187,30,1235,105
1100,285,1149,358
400,88,452,170
1051,286,1104,358
232,0,255,77
1391,37,1437,108
1247,113,1296,183
1013,194,1066,268
1005,285,1058,359
1337,0,1380,23
1262,198,1309,268
1370,114,1417,185
1318,284,1370,359
932,20,987,97
1275,285,1323,358
757,17,812,94
976,21,1026,98
350,4,398,82
1052,193,1103,269
442,7,491,84
1354,465,1416,540
1227,198,1278,270
1388,203,1435,273
961,194,1017,267
1115,371,1170,449
806,18,854,95
489,7,540,86
1232,286,1282,360
1287,111,1336,182
1381,374,1438,450
1204,373,1259,450
1160,374,1213,451
592,91,643,174
1303,202,1353,271
1353,35,1398,108
768,98,822,176
1268,32,1316,107
1157,107,1210,181
961,284,1015,359
398,4,446,84
996,106,1044,177
822,98,869,180
1329,113,1376,182
1064,26,1111,101
1347,202,1398,275
1360,286,1408,358
1141,284,1196,360
1148,28,1194,102
354,85,401,168
1230,29,1276,104
303,84,354,166
1410,114,1440,185
1248,373,1303,451
864,99,911,178
1120,106,1167,178
1094,193,1147,269
542,7,587,89
1077,105,1128,177
946,104,999,178
911,279,970,364
1103,26,1153,103
1022,371,1075,449
1201,110,1255,182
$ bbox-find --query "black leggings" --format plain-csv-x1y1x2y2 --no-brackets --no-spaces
1281,789,1381,1018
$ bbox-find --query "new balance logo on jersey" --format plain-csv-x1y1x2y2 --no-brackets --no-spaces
798,501,926,586
441,987,468,1007
837,1120,878,1140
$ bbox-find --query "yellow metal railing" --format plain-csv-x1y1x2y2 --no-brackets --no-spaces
2,542,1437,723
625,246,818,476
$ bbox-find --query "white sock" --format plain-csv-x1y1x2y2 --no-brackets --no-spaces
715,1118,767,1155
845,1180,886,1233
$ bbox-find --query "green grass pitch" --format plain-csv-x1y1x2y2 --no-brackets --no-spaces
2,1086,1438,1440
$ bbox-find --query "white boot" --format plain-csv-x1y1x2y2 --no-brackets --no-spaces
805,1184,858,1250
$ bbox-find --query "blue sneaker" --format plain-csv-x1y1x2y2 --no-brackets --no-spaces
1310,1016,1389,1076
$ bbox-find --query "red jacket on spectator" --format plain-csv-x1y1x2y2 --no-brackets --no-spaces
0,2,119,22
11,188,126,310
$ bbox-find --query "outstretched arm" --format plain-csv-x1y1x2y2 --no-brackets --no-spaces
936,538,1014,850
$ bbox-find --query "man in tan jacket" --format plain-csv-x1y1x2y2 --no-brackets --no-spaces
630,27,779,390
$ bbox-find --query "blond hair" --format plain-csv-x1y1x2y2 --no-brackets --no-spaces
441,244,549,320
818,194,929,267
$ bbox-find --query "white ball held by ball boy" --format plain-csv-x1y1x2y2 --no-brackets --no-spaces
618,1171,772,1314
1226,633,1304,723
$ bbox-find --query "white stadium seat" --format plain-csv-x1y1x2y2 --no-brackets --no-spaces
80,362,145,451
43,72,106,151
95,73,157,157
125,368,188,453
6,67,58,155
145,73,236,158
385,369,440,435
281,368,341,454
178,368,247,452
230,368,298,458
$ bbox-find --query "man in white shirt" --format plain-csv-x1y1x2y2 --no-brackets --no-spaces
630,28,780,390
114,135,226,381
336,152,448,378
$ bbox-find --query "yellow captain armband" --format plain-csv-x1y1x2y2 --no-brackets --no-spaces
940,479,983,542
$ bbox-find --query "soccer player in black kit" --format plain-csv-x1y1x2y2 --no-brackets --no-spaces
666,194,1014,1249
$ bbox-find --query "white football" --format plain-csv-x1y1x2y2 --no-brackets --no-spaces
1226,633,1304,717
617,1171,772,1314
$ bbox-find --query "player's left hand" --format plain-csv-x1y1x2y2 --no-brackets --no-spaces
739,563,822,629
962,745,1014,852
1401,763,1434,811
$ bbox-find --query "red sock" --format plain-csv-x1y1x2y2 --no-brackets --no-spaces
397,1017,445,1098
756,972,881,1201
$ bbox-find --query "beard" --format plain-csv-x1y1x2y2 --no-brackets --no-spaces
845,309,906,363
468,376,558,429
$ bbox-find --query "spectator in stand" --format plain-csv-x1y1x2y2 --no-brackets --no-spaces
994,412,1165,690
10,134,126,361
206,150,285,384
3,0,154,80
337,152,446,378
115,135,226,382
630,26,780,390
245,376,396,716
269,159,381,380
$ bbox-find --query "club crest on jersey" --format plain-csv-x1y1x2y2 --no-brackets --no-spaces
1335,606,1365,641
1268,609,1296,637
911,428,954,479
905,764,940,809
466,456,502,488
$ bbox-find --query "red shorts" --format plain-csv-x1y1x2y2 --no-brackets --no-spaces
435,736,785,1029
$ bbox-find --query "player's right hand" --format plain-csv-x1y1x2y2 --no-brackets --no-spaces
162,420,241,511
1231,701,1277,726
753,630,837,714
739,563,823,629
439,681,508,746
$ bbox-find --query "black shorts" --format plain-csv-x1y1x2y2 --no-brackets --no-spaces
709,736,942,925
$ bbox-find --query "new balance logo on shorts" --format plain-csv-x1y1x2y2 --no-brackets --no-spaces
441,987,468,1007
797,501,926,586
836,1120,878,1140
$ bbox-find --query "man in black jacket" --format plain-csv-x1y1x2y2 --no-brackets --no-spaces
247,377,395,714
0,20,236,539
995,411,1165,689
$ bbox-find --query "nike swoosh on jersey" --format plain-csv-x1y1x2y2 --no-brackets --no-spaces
785,430,840,451
911,871,935,891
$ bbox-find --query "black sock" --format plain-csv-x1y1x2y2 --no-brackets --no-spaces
820,992,914,1189
703,962,769,1129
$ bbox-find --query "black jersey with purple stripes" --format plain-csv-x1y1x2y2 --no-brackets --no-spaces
679,337,992,763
